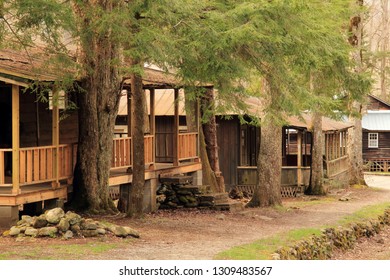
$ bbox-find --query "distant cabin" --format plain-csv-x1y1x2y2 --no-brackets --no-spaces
362,95,390,172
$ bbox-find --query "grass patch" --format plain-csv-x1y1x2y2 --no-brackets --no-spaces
48,242,119,259
215,202,390,260
214,228,322,260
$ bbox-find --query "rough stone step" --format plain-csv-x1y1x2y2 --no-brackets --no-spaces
213,201,245,212
199,192,229,203
159,176,193,185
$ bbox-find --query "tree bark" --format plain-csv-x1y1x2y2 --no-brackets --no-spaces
200,87,225,193
306,112,326,195
127,67,146,217
347,0,366,186
247,120,282,207
247,78,282,207
71,1,120,214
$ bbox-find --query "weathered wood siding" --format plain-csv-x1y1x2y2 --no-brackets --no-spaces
367,95,390,110
19,91,78,147
216,116,239,190
363,131,390,159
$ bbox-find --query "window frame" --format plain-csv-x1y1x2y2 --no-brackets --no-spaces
368,132,379,148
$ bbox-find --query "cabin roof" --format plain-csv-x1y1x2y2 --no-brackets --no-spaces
286,114,353,132
0,48,181,88
362,111,390,131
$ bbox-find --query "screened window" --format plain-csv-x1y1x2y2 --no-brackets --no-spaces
368,133,379,148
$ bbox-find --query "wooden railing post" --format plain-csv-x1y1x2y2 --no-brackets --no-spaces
173,88,179,166
52,92,60,188
297,130,303,188
150,89,156,169
11,84,20,194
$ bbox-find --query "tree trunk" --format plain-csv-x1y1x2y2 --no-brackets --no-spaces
127,68,146,217
347,0,366,186
247,120,282,207
306,112,326,195
247,78,282,208
71,1,120,214
200,87,225,193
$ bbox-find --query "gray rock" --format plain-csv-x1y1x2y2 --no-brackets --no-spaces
45,208,65,224
25,227,38,237
123,226,140,238
9,226,21,236
109,226,128,237
70,224,81,234
97,228,106,235
17,215,33,226
32,215,48,228
65,211,82,225
81,230,98,237
57,218,70,232
80,219,98,230
37,227,58,237
63,230,74,240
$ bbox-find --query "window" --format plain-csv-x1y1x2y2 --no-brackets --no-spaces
368,133,379,148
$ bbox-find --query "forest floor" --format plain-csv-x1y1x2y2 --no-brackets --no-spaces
1,174,390,260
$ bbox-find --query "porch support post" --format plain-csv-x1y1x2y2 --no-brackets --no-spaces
11,84,20,194
127,89,133,169
150,89,156,169
195,97,200,161
173,88,179,166
52,94,60,188
297,130,303,188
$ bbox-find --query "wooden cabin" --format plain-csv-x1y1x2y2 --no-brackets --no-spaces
217,113,351,196
0,49,201,226
362,95,390,172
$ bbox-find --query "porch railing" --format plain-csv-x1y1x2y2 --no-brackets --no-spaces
111,135,154,170
19,144,77,185
0,144,77,187
326,155,349,178
178,132,198,161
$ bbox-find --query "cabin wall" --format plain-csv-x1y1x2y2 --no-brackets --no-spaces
216,116,239,190
19,91,78,147
367,96,390,110
363,131,390,159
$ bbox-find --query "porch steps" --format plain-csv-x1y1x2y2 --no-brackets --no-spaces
199,192,245,212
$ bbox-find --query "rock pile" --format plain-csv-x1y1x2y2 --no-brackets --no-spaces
157,183,208,209
273,208,390,260
2,208,140,239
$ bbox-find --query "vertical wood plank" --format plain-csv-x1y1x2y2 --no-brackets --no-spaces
173,88,179,165
52,98,60,187
0,151,4,184
11,84,20,194
19,150,26,184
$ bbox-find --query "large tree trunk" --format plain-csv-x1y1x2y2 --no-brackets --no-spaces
247,78,282,207
200,87,225,193
184,89,219,191
71,1,120,214
247,120,282,207
347,0,366,186
306,112,326,195
127,68,146,217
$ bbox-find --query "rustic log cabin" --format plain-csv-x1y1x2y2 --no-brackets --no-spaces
0,49,201,226
362,95,390,172
217,112,352,196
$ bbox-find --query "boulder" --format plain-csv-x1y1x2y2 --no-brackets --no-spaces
57,218,70,232
63,230,74,240
32,215,48,228
123,226,140,238
9,226,21,236
65,211,82,225
37,227,58,237
81,230,98,237
45,208,65,224
80,219,98,230
25,227,38,237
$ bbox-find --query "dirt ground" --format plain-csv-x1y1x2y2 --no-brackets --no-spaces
1,175,390,260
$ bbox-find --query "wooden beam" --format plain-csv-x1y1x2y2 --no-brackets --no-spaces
52,95,60,188
173,88,179,166
11,84,20,194
297,131,303,187
150,89,156,166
